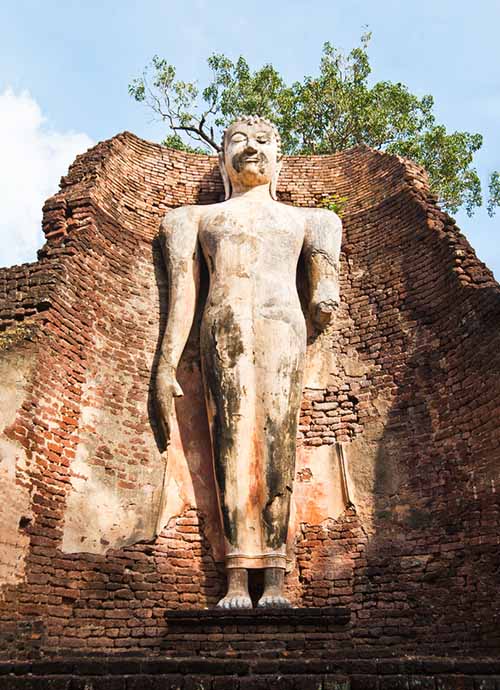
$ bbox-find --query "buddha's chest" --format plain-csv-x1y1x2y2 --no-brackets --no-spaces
199,204,304,268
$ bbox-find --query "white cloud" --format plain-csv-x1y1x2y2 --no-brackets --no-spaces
0,88,93,268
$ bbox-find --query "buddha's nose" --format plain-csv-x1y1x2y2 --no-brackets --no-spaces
244,143,258,154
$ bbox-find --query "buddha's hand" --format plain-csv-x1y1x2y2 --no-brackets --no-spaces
156,364,184,445
311,299,339,330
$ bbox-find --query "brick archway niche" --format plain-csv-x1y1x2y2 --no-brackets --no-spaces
0,132,499,684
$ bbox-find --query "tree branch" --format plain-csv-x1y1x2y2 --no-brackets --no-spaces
172,125,220,152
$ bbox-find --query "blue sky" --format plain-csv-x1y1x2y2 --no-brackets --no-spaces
1,0,499,276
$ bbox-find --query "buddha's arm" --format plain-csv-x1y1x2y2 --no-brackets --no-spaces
303,209,342,329
156,206,200,441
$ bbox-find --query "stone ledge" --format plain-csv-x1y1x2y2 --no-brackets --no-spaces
1,667,500,690
1,657,500,677
0,672,352,689
165,607,351,627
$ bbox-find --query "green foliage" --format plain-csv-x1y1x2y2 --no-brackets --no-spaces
317,193,349,217
390,126,483,216
130,35,499,216
162,133,208,155
487,171,500,217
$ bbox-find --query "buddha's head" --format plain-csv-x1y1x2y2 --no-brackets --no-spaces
219,116,283,200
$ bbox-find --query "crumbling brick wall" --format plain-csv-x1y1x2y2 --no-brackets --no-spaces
0,132,498,659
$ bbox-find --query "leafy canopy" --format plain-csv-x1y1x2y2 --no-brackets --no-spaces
129,34,498,216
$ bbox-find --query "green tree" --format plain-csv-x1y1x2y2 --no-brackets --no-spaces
129,34,498,217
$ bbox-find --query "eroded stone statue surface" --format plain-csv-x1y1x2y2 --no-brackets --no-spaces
157,116,342,608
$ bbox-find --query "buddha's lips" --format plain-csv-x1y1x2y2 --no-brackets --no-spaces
232,151,268,173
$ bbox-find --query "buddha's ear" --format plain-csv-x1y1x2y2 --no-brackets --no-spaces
218,152,231,201
270,159,283,200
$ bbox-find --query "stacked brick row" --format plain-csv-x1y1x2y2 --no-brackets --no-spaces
0,260,59,332
0,131,498,661
3,657,500,689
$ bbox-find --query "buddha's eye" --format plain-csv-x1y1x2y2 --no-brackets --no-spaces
231,133,246,143
256,135,269,144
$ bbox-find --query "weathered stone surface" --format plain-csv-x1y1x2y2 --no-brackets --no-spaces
156,118,342,600
0,343,35,590
59,246,166,554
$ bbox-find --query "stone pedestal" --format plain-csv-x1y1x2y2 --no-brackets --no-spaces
163,608,351,659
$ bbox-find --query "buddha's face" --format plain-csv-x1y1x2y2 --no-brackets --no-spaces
223,121,279,192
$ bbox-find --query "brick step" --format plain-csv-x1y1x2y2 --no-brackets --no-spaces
162,607,352,657
1,658,500,689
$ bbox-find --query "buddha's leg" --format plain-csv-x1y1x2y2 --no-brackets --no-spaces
255,314,306,607
201,307,258,607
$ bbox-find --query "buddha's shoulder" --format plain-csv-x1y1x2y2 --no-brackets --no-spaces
160,204,207,236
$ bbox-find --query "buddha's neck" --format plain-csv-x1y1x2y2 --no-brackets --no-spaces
230,183,272,201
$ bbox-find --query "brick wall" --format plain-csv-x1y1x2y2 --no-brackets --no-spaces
0,132,498,660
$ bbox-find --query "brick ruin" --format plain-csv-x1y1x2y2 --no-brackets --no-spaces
0,132,499,686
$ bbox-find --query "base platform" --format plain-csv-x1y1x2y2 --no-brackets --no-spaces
1,657,500,689
163,607,352,658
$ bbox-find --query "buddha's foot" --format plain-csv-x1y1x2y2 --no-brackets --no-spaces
216,594,252,609
257,593,291,608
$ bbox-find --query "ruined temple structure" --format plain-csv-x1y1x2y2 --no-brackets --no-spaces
1,132,499,689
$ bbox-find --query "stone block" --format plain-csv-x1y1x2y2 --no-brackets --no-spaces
379,677,409,690
436,677,473,690
408,676,436,689
183,677,214,690
473,679,497,690
350,676,379,690
212,677,240,690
